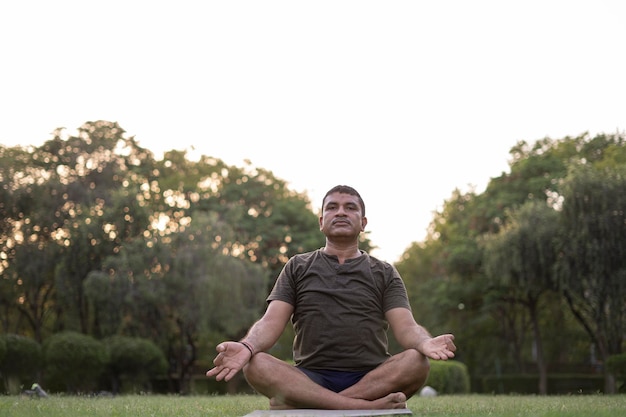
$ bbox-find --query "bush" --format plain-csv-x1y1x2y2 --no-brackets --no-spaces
606,353,626,393
425,360,470,394
104,335,168,393
0,334,43,394
606,353,626,377
43,331,107,393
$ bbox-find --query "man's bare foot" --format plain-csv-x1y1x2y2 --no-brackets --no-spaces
270,396,295,410
371,392,407,409
270,392,407,410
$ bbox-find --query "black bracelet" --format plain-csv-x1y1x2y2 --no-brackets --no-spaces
239,341,255,356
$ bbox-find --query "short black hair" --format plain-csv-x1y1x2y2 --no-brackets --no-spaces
322,185,365,216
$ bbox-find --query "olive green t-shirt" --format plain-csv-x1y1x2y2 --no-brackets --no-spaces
267,249,411,371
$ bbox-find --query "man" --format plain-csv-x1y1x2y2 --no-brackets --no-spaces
207,185,456,410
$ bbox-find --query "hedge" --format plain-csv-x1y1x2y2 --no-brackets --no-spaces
103,335,168,393
0,334,43,394
43,331,107,393
424,360,470,394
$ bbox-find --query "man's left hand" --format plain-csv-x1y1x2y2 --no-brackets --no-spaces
419,334,456,360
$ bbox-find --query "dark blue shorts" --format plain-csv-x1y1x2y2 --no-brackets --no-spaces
297,368,370,393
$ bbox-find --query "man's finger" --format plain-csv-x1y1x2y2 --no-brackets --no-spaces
224,369,236,382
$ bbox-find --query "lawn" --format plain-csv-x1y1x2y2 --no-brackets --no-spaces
1,394,625,417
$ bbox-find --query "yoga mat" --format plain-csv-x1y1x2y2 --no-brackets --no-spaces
243,409,412,416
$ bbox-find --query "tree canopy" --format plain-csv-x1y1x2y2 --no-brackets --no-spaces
397,132,626,393
2,123,624,394
0,120,349,392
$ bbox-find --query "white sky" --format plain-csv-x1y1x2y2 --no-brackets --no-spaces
1,1,625,263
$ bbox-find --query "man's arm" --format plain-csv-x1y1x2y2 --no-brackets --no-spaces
206,300,293,382
241,300,294,354
386,307,456,360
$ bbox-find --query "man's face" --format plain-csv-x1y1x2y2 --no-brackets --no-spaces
319,192,367,238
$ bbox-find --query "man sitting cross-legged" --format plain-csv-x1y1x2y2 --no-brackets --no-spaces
207,185,456,410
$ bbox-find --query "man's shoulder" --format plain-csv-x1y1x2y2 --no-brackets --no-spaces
288,249,322,264
362,251,395,270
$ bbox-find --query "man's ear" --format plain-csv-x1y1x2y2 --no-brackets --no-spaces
361,216,368,231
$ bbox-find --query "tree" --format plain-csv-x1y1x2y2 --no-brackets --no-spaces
0,121,157,336
3,241,59,342
556,165,626,393
397,132,625,388
0,119,400,394
399,188,505,380
0,146,67,337
482,201,560,394
86,210,270,394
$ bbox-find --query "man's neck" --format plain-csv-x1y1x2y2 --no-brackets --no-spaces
322,242,361,264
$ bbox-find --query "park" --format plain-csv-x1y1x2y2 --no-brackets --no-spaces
1,123,625,415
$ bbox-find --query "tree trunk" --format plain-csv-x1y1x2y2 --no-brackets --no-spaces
604,372,616,394
529,299,547,395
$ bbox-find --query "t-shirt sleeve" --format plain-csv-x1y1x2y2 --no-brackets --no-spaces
383,265,412,312
267,261,296,306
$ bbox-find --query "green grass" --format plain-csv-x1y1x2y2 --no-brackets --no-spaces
1,394,625,417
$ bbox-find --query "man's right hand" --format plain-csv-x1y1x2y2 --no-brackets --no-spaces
205,341,252,382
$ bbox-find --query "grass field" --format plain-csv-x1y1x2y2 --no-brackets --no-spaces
1,394,625,417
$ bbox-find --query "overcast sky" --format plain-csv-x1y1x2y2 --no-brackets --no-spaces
1,1,625,262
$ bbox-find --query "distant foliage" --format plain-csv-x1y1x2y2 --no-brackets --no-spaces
0,334,42,394
43,331,107,393
0,121,328,393
425,360,470,394
606,353,626,376
398,132,626,394
104,335,168,393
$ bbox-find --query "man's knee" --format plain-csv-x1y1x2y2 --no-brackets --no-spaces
413,349,430,374
242,352,270,382
398,349,430,397
243,352,295,387
396,348,430,373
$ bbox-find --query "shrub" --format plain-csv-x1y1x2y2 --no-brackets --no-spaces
606,353,626,377
104,335,168,393
43,331,107,393
425,360,470,394
606,353,626,392
0,334,43,394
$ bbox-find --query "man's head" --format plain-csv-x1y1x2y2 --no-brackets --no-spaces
319,185,367,239
321,185,365,216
